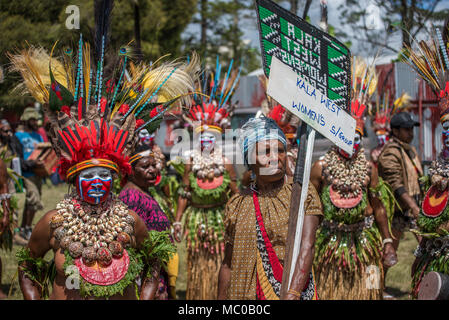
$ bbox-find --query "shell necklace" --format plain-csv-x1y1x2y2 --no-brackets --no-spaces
429,151,449,179
322,147,370,198
50,193,135,267
191,149,225,180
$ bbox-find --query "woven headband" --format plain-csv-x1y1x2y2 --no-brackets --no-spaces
129,150,155,165
66,159,119,180
194,125,222,134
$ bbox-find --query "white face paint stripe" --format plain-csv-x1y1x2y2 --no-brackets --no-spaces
78,167,113,203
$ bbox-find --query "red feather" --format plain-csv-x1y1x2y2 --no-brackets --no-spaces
58,130,74,157
77,97,83,121
89,121,98,145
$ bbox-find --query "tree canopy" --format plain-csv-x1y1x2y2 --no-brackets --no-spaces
337,0,449,55
0,0,197,109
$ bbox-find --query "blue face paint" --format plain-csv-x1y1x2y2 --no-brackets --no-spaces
76,167,113,205
377,134,388,146
199,132,216,151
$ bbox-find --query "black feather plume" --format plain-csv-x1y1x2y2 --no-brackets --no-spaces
94,0,114,62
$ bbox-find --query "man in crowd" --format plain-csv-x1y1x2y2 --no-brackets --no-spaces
0,120,28,245
377,112,423,296
14,108,44,240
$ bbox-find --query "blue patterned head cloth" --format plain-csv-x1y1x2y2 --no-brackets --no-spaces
238,116,287,168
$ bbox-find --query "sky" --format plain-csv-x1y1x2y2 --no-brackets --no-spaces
183,0,449,66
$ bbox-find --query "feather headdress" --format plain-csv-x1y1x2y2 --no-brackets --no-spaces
401,21,449,123
370,91,411,135
8,12,199,181
185,56,241,134
351,56,378,135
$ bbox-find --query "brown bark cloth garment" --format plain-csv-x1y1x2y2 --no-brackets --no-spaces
223,182,322,300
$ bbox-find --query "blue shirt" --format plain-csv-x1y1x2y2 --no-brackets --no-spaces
15,131,43,177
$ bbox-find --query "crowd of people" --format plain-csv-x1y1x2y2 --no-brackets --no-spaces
0,8,448,302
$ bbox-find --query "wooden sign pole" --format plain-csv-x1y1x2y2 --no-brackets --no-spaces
280,123,315,298
256,0,353,299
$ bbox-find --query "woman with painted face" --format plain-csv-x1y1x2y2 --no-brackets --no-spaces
401,22,449,299
19,161,162,300
119,143,179,299
309,57,397,300
217,117,322,300
173,124,239,300
172,58,240,300
10,31,198,299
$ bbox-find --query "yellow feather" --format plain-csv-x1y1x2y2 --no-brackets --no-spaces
351,56,378,103
140,53,200,107
393,92,411,112
83,43,91,101
8,46,68,104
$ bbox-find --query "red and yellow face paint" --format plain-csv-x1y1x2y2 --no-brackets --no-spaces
75,167,113,205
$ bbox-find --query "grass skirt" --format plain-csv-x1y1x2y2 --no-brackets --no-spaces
315,186,384,299
184,205,225,300
186,245,223,300
314,224,384,300
315,256,383,300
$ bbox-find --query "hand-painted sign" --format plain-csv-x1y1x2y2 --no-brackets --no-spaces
267,56,355,154
256,0,351,111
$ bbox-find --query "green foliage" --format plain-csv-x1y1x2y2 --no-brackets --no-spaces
168,157,186,176
371,177,399,237
63,248,143,299
417,201,449,235
62,230,176,299
315,218,383,273
317,185,390,272
420,175,431,192
417,174,449,236
189,170,230,205
140,230,177,275
411,246,449,298
321,184,368,224
158,0,199,55
16,247,56,299
337,0,449,54
148,173,182,222
182,0,261,75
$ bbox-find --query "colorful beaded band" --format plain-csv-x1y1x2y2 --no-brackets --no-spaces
194,125,223,134
66,159,120,179
129,150,154,165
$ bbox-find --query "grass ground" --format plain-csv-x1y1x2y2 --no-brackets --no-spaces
0,182,417,300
